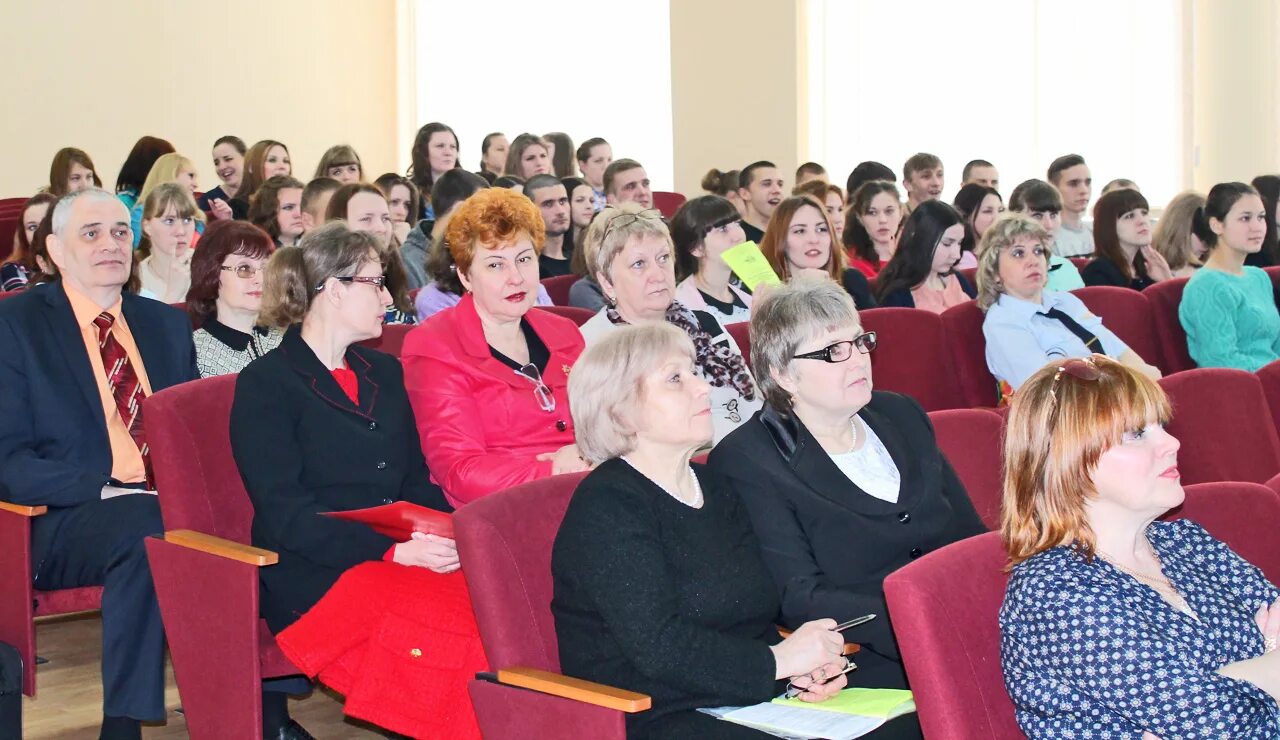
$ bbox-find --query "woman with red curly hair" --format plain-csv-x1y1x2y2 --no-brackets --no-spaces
403,188,591,506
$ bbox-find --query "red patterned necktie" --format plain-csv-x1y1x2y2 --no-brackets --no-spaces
92,312,153,488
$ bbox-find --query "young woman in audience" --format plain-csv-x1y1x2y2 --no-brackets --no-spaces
874,200,975,311
477,132,508,182
702,167,745,216
247,175,306,247
1006,179,1085,291
185,220,283,376
130,152,203,247
238,139,292,204
403,188,588,506
47,147,101,196
842,180,902,278
795,180,846,243
403,169,488,293
374,172,421,248
232,222,479,740
544,131,575,178
326,183,417,324
979,214,1160,400
710,279,984,713
198,135,247,218
1001,355,1280,738
1250,174,1280,268
115,136,174,211
761,195,877,309
1,192,57,291
953,183,1004,270
671,195,752,323
563,175,595,248
1082,188,1174,290
580,204,762,443
314,144,363,184
554,323,856,740
503,133,553,179
1152,191,1208,278
1179,182,1280,371
408,122,461,218
135,183,200,303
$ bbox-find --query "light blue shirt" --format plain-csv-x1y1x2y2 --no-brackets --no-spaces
983,290,1129,391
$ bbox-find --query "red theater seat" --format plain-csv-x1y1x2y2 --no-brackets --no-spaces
651,191,687,219
358,322,414,357
1159,368,1280,485
860,308,966,411
941,301,999,407
725,322,750,370
928,409,1003,529
534,305,596,326
1144,277,1195,373
1071,286,1163,372
540,274,581,306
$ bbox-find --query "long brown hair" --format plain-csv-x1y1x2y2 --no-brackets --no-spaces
48,148,102,196
5,192,58,269
239,140,290,201
248,175,306,242
1091,188,1150,282
1001,356,1171,567
760,195,846,282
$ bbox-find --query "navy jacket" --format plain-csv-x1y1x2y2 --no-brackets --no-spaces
0,281,197,561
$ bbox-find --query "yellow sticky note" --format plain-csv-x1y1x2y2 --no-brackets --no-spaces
773,688,915,719
721,241,782,290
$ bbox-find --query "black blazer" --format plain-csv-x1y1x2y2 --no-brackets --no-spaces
708,392,985,668
0,282,197,562
230,326,450,632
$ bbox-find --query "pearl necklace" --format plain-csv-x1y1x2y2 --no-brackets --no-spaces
621,457,704,508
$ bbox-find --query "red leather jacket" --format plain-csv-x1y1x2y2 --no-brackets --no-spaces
403,295,584,507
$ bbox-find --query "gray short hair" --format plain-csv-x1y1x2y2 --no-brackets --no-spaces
750,278,860,410
580,202,671,283
569,323,695,463
51,188,127,238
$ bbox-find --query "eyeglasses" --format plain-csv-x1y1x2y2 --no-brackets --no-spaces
793,332,877,363
316,275,387,292
220,264,265,279
600,208,664,243
515,364,555,413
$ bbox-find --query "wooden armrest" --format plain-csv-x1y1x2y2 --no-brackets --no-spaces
162,529,278,567
496,666,651,713
776,627,860,656
0,501,47,516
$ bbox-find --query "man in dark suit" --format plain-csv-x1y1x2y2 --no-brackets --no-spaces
0,188,198,740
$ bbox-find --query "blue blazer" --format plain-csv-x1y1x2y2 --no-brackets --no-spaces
0,282,197,557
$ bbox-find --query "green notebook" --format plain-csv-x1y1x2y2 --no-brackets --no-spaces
773,688,915,719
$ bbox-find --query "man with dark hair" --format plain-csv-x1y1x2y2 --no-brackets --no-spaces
902,152,943,212
962,159,999,190
575,137,612,211
795,161,827,186
736,160,784,244
845,161,896,200
604,159,653,210
1047,154,1094,257
524,174,574,277
0,188,199,740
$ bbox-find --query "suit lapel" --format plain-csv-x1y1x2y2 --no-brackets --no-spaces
42,284,105,436
121,295,168,390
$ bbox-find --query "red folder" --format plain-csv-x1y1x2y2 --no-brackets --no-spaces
322,501,454,540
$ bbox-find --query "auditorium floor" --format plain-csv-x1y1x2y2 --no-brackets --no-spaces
23,613,385,738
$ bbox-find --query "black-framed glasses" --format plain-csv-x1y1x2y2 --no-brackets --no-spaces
793,332,877,363
220,264,265,279
515,364,555,413
316,275,387,292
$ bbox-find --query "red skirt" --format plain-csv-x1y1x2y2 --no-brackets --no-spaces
275,561,486,739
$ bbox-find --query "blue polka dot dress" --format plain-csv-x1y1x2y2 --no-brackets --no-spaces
1000,520,1280,738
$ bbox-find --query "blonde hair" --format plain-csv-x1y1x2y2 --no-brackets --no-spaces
1152,191,1206,272
581,203,671,284
138,153,196,208
569,323,696,463
974,213,1052,311
1001,355,1172,567
137,182,202,259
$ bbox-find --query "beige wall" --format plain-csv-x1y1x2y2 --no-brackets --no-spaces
669,0,806,197
0,0,399,198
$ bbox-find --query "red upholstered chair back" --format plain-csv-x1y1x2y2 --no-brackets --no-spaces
1159,368,1280,485
540,274,581,306
533,305,596,326
725,321,751,371
357,323,414,357
883,532,1019,737
455,472,589,672
941,301,999,407
1144,277,1195,373
1069,257,1090,270
928,409,1004,529
146,375,255,543
1071,286,1162,371
1168,481,1280,584
1257,360,1280,439
651,191,687,219
860,308,965,411
1266,266,1280,297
